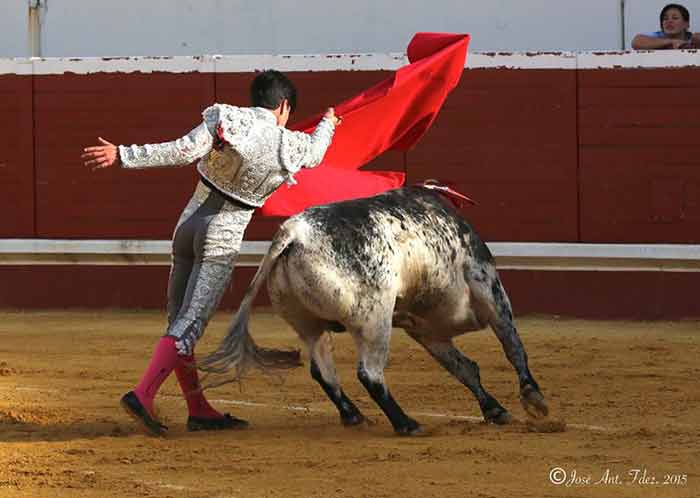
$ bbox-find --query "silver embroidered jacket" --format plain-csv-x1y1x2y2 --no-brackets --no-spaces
118,104,336,207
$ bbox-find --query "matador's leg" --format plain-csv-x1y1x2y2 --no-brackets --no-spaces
166,189,254,430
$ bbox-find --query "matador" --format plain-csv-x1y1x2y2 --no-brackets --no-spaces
83,70,339,436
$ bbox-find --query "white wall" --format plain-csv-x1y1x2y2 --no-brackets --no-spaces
625,0,700,48
2,0,625,58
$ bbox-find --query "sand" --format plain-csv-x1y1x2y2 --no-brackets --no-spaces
1,310,698,498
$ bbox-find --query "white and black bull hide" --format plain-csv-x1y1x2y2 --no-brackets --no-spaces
200,186,548,435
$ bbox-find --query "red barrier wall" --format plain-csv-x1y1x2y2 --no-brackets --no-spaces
0,75,34,237
408,69,579,242
0,266,261,309
578,68,700,243
1,266,696,320
33,72,215,239
23,66,698,244
1,63,699,317
500,270,699,320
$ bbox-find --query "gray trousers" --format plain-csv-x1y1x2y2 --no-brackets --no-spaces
165,181,254,356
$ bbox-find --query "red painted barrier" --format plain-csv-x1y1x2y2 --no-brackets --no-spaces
1,265,696,320
407,69,579,242
33,72,215,239
500,270,700,320
0,75,34,237
7,65,699,243
578,68,700,243
1,62,699,317
0,266,260,309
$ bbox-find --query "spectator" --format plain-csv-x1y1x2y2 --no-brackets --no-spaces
632,3,700,49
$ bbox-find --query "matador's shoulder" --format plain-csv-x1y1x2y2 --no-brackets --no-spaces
202,104,277,152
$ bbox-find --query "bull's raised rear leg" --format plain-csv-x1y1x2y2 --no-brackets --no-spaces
406,331,512,425
353,318,421,436
305,331,365,426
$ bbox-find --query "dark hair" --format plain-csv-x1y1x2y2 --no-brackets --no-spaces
249,70,297,113
660,3,690,30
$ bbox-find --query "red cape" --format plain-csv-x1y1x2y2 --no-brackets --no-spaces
260,32,470,216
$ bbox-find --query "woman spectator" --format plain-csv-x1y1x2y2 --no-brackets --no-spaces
632,3,700,49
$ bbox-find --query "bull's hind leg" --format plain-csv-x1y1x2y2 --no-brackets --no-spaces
353,319,421,436
490,318,548,418
486,281,548,419
305,332,365,426
407,333,512,425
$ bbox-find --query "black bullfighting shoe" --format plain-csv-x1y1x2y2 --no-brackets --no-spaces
186,413,249,432
120,391,168,437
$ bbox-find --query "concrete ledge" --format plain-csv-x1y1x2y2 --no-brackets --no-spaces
1,239,699,272
6,50,700,75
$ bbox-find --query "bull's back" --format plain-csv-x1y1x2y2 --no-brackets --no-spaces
286,187,456,281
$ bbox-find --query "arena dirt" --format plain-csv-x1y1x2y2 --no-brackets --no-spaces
0,311,698,498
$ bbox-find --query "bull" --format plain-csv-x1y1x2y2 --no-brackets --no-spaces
200,186,548,435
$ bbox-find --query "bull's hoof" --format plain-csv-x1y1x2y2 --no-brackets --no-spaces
395,418,423,436
520,385,549,419
481,396,511,425
484,408,513,425
341,412,366,427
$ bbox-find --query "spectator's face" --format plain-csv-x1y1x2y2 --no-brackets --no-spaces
662,8,689,36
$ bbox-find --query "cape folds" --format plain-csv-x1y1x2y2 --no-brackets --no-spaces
260,32,470,217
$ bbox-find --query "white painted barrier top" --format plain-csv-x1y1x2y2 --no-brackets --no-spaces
1,50,700,75
1,239,698,272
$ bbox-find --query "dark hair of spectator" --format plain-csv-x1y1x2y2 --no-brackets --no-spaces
250,70,297,113
660,3,690,30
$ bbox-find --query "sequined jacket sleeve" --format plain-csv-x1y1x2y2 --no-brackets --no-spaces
279,116,336,174
118,122,215,169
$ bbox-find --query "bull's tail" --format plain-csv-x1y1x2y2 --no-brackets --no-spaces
198,224,301,387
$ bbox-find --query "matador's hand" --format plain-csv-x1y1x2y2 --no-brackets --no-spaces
82,137,120,170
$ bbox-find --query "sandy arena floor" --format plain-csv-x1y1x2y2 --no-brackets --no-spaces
0,310,698,498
